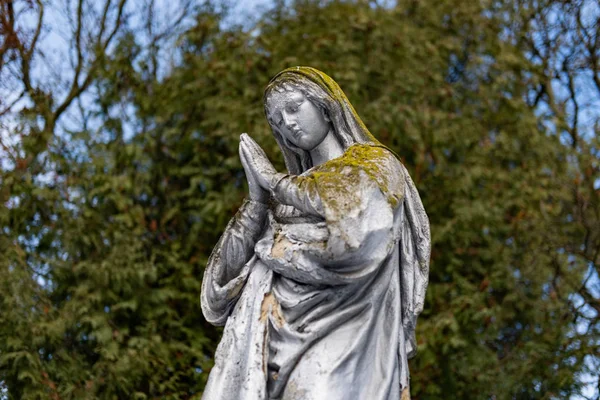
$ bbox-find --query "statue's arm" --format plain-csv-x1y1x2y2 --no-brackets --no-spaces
258,175,400,286
268,173,325,218
201,198,268,325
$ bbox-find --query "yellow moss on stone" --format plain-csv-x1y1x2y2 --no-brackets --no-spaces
307,144,401,219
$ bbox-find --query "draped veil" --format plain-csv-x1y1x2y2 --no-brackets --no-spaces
264,66,430,359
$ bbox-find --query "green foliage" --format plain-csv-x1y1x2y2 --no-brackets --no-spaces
0,0,597,399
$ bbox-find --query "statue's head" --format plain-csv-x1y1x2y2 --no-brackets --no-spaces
264,66,380,174
264,79,332,152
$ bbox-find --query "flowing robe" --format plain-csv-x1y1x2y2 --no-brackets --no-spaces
201,145,429,400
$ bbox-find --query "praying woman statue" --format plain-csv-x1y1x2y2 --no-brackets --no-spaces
201,67,430,400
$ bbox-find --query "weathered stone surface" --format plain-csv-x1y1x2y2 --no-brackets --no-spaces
201,67,430,400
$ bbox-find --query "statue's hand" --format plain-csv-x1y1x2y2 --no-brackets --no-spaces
239,134,269,203
239,133,278,191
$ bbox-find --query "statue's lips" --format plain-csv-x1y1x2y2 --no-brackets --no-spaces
290,128,303,138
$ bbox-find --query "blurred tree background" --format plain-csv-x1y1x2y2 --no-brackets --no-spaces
1,0,599,398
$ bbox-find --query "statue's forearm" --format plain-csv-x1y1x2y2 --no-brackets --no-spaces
268,173,324,217
216,198,268,283
235,198,268,237
201,198,268,325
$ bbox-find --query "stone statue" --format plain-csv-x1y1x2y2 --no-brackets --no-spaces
201,66,430,400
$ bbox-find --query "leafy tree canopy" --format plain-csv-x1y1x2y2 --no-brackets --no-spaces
0,0,598,399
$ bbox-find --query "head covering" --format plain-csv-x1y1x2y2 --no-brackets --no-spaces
264,66,384,174
264,66,430,360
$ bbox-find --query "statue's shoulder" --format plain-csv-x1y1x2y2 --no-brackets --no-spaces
316,144,405,208
343,144,401,169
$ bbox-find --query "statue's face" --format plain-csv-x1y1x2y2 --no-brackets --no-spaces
266,88,331,151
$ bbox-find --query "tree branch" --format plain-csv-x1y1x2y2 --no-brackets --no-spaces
52,0,128,125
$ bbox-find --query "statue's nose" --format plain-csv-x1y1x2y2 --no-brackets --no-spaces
282,111,297,129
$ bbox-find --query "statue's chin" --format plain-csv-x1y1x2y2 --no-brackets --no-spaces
297,132,330,152
290,136,315,152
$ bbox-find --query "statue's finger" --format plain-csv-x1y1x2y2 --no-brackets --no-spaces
241,132,256,144
239,146,249,170
241,144,261,174
241,136,275,175
240,144,258,175
242,134,267,157
241,141,261,163
240,133,259,152
239,141,249,166
248,140,270,164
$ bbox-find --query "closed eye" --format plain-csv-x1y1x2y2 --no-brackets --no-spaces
268,115,283,127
